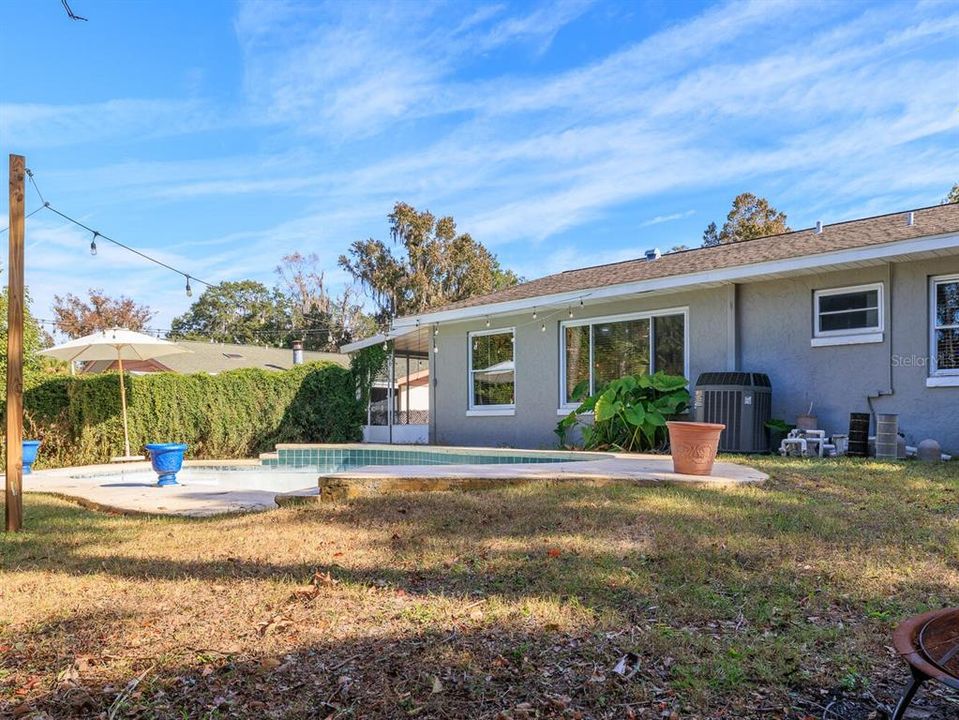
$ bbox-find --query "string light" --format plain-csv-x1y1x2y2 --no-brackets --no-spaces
541,322,546,332
485,316,491,328
568,307,574,319
25,168,214,292
532,308,537,319
433,324,439,336
185,276,193,298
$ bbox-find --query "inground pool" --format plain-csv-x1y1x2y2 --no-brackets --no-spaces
261,444,609,472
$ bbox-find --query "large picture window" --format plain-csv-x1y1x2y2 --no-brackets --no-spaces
931,274,959,376
561,309,687,406
469,328,515,409
813,283,883,340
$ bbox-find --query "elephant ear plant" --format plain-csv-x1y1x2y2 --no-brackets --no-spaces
555,372,690,452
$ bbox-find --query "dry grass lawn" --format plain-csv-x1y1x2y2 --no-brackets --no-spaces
1,456,958,719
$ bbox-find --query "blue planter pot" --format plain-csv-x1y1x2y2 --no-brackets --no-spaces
145,443,188,486
22,440,41,474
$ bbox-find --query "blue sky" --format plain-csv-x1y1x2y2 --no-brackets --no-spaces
1,0,957,333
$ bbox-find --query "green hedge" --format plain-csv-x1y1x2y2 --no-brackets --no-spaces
10,361,362,469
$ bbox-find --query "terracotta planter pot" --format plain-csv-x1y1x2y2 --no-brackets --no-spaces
667,421,725,476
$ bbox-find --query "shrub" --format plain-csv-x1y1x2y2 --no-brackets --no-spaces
556,372,690,452
6,361,362,469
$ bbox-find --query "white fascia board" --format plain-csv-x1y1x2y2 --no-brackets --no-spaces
339,333,388,354
390,231,959,330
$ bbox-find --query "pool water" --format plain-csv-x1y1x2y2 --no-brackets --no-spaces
263,446,594,472
67,448,603,495
70,466,320,494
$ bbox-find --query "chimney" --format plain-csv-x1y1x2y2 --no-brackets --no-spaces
292,339,304,365
815,221,823,234
645,248,661,260
906,211,915,226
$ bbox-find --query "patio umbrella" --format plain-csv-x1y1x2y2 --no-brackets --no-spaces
40,328,190,461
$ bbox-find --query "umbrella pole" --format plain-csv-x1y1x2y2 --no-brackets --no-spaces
117,352,131,458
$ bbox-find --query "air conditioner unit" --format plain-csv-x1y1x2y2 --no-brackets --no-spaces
693,372,772,453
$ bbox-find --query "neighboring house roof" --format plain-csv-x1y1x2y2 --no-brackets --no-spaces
82,340,349,375
433,203,959,315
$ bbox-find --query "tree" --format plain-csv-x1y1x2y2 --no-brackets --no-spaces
943,183,959,204
702,222,719,247
0,289,60,391
274,252,375,352
339,202,520,320
170,280,289,344
703,193,790,246
51,289,155,338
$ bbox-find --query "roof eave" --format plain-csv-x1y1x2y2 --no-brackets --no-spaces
389,229,959,329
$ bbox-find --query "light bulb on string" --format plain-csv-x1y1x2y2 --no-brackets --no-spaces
541,322,546,332
185,276,193,298
485,316,490,328
90,231,98,256
568,307,573,319
532,308,537,320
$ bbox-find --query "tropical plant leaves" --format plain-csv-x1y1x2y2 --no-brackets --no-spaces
553,371,689,452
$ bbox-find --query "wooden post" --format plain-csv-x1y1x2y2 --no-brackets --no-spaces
117,352,132,458
6,154,25,532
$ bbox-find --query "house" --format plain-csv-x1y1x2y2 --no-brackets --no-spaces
81,340,349,375
343,204,959,453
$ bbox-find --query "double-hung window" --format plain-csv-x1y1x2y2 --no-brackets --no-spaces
930,274,959,383
812,283,883,346
468,328,515,411
561,309,687,407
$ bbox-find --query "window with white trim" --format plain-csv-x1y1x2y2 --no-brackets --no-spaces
813,283,883,338
561,309,687,406
468,328,515,409
931,274,959,376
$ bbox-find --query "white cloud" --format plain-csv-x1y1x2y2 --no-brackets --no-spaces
641,210,696,227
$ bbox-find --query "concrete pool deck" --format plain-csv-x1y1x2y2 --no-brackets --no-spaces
13,452,767,517
18,460,290,517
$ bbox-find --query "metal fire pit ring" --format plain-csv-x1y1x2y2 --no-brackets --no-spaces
891,607,959,720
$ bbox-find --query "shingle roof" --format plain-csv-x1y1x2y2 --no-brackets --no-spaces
83,341,349,374
427,203,959,315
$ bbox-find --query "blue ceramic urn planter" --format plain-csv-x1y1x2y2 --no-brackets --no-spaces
145,443,188,486
22,440,41,474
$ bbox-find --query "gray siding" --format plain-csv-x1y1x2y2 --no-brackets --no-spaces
431,256,959,453
432,287,730,449
738,257,959,452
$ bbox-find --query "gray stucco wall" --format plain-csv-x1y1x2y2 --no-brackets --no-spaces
431,287,731,449
733,257,959,453
430,253,959,453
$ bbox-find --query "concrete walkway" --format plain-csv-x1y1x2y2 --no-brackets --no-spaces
15,454,767,517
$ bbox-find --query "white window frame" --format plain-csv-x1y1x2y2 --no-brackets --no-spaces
811,282,884,347
467,327,516,413
928,273,959,385
558,306,689,411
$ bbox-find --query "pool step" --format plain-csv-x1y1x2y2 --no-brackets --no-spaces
259,451,279,464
